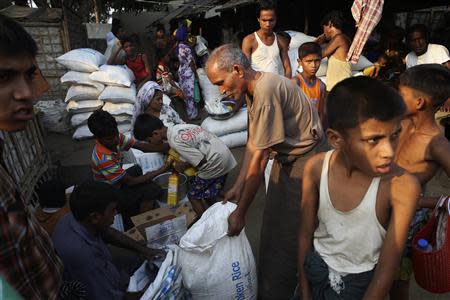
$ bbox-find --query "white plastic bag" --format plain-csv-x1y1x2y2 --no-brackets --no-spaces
66,100,104,113
197,68,222,105
99,84,137,104
56,48,106,73
195,35,209,57
201,109,248,137
61,71,105,91
65,85,104,102
219,131,248,148
178,202,257,300
130,148,165,173
89,64,135,87
102,102,134,116
140,246,189,300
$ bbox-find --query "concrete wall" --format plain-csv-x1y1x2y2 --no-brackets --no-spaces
25,23,68,101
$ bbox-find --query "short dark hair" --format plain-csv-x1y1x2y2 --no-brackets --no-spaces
327,77,406,133
298,42,322,59
406,24,428,40
400,64,450,108
133,114,164,141
37,180,66,208
257,0,277,18
70,180,118,221
87,109,118,138
321,10,345,30
120,35,134,45
0,14,37,58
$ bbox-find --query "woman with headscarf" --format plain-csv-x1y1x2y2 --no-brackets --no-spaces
176,25,198,120
133,81,185,130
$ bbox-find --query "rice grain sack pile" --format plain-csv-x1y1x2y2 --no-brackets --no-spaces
57,48,137,140
201,108,248,149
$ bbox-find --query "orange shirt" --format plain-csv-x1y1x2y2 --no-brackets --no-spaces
292,73,325,109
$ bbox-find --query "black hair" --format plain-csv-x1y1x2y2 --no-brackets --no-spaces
70,181,118,221
111,18,122,37
37,179,66,208
400,64,450,108
257,0,277,18
406,24,428,40
87,109,118,138
0,14,37,58
298,42,322,59
327,77,406,133
120,35,134,45
321,10,345,31
277,31,291,44
133,114,164,141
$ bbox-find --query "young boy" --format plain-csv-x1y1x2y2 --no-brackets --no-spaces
298,76,420,300
88,109,169,229
52,180,164,300
133,114,237,215
390,64,450,300
316,11,352,91
35,179,71,235
107,36,152,89
292,42,327,119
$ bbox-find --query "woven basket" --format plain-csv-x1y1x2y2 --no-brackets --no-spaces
412,210,450,293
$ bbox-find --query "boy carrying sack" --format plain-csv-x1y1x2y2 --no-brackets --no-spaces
298,77,420,300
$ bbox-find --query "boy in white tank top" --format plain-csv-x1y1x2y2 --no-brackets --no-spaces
297,77,420,299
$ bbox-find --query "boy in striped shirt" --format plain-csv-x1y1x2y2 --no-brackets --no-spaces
88,109,169,229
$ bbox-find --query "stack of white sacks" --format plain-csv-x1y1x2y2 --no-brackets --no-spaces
197,68,248,148
57,48,137,140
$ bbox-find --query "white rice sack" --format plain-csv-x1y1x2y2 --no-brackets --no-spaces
56,48,106,72
102,102,134,116
99,84,136,104
70,112,93,127
89,64,135,87
351,55,373,71
61,71,105,91
197,68,221,105
65,85,104,102
66,100,104,113
73,123,132,140
201,108,248,137
219,131,248,148
286,30,315,49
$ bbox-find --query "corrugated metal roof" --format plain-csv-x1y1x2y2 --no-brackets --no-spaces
0,5,62,23
216,0,256,12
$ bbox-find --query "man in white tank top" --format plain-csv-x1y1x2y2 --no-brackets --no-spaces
242,0,291,78
297,77,420,300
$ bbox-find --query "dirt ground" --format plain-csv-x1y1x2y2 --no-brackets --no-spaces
45,132,449,299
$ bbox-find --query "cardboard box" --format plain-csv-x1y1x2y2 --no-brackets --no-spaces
126,202,196,243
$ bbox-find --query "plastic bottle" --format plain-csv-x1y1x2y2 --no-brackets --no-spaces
417,238,433,252
167,171,179,206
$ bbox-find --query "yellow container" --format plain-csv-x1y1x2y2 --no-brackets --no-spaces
167,149,197,177
167,172,179,206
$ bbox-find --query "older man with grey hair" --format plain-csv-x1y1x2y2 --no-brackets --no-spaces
206,44,327,299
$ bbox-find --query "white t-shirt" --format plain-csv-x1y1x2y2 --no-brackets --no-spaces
167,124,237,179
406,43,450,68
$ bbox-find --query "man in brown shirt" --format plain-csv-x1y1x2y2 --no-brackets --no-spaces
206,44,327,299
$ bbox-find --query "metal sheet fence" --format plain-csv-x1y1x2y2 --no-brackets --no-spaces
0,115,52,206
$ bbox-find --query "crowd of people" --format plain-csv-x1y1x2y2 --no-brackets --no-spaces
1,0,450,299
